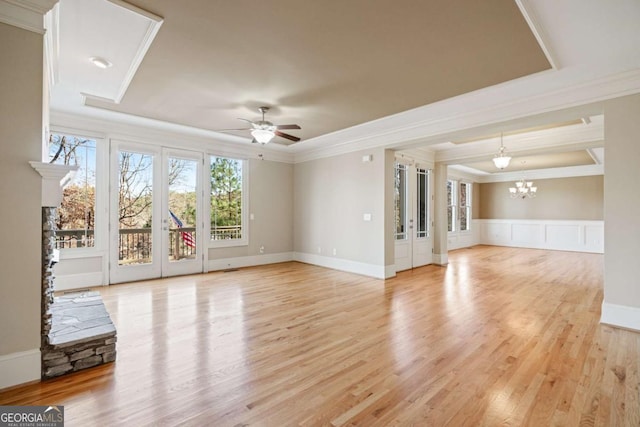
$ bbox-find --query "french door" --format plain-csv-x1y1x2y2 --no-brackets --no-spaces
394,162,433,272
109,142,205,284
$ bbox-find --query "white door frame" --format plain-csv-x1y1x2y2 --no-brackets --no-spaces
394,160,434,272
110,140,162,284
161,148,205,278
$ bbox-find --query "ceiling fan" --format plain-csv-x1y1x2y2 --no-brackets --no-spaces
218,106,301,145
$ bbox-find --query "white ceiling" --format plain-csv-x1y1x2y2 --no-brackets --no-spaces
48,0,640,175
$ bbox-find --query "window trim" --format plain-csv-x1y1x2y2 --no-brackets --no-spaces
208,154,249,248
459,181,472,232
48,127,108,258
394,162,409,241
448,179,473,234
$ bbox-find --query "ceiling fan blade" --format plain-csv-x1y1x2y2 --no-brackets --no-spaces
237,118,256,126
276,124,301,130
251,139,259,144
275,130,301,142
215,128,252,132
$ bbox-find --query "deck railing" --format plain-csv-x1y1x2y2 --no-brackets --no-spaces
55,225,242,263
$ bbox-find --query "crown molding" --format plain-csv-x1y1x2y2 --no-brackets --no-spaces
516,0,558,69
476,164,603,183
50,110,295,164
292,68,640,163
434,116,604,164
43,1,58,86
0,0,57,34
106,0,163,104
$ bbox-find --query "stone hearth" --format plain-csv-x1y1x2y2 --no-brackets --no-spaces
43,291,117,378
31,162,117,379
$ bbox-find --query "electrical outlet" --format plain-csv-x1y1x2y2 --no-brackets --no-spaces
317,246,322,254
259,245,265,254
332,248,337,256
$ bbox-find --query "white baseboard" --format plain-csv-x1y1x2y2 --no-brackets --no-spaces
293,252,387,279
54,272,104,292
384,264,396,279
208,252,294,271
433,253,449,265
0,349,40,390
601,302,640,332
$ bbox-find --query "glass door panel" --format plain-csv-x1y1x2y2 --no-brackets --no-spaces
110,142,161,284
162,150,203,277
117,151,154,266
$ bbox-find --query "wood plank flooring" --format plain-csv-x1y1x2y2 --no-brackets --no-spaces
1,246,639,426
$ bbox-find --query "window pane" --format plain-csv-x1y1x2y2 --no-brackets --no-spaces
460,182,467,207
447,180,456,232
211,156,243,241
117,151,154,265
460,206,468,231
49,134,97,249
168,158,198,261
394,163,408,240
417,169,428,238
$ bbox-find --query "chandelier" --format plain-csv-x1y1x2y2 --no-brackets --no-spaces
492,133,511,170
509,178,537,199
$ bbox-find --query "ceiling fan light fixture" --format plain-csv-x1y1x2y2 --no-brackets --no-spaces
251,128,275,144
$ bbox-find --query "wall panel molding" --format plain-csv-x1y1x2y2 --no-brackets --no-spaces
477,219,603,253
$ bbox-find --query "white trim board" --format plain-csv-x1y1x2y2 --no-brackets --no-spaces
54,272,104,292
601,302,640,332
208,252,294,272
0,0,57,34
478,219,604,253
0,348,40,390
293,252,388,280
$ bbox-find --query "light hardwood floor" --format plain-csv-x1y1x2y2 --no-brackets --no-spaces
1,246,639,426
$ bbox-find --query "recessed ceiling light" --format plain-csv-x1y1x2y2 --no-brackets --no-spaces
89,56,112,69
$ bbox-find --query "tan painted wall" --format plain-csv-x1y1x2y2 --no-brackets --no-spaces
478,175,603,220
293,148,387,266
604,93,640,309
0,23,44,356
208,158,293,259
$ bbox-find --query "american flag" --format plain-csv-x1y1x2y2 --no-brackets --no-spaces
169,210,196,248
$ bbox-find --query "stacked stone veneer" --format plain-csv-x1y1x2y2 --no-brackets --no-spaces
41,207,117,379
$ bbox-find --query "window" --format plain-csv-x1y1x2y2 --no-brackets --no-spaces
417,168,429,238
394,162,408,240
210,156,247,246
447,179,456,232
459,182,472,232
48,133,97,249
448,180,472,233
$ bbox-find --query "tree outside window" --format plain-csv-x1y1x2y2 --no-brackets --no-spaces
459,182,472,231
447,180,456,232
210,156,244,241
49,134,96,249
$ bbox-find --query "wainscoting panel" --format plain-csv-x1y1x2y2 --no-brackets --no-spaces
477,219,603,253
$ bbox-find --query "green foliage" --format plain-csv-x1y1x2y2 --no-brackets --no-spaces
210,157,242,227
